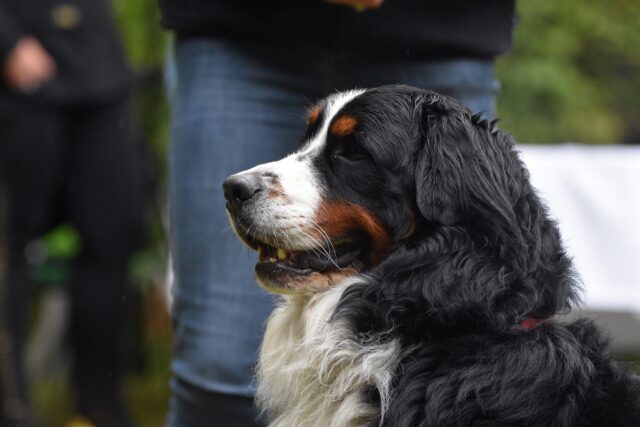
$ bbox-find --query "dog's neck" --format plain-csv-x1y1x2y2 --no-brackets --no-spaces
256,279,402,427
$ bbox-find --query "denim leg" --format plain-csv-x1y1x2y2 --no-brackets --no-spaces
333,57,499,118
167,38,321,425
165,379,267,427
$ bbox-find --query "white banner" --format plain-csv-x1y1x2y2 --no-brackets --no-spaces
519,144,640,314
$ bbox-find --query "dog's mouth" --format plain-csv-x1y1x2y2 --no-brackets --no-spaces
230,217,369,294
254,236,366,274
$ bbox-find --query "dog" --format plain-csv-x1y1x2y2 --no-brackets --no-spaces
223,85,640,426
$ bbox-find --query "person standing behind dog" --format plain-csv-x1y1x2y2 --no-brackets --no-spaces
158,0,515,425
0,1,144,425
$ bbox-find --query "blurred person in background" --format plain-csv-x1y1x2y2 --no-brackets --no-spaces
0,0,144,426
158,0,515,425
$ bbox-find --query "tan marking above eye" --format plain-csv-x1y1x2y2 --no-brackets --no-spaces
308,106,322,125
330,114,358,137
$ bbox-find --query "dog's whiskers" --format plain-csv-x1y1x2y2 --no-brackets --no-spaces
307,220,338,259
297,228,340,269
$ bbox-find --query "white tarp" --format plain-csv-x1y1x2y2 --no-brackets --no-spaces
519,144,640,314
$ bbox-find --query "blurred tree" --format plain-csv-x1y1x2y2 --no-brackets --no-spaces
113,0,168,158
113,0,169,284
497,0,640,144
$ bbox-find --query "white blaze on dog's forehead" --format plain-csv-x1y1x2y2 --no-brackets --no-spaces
299,89,366,157
234,90,366,219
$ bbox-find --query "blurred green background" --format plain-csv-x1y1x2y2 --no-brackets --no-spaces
497,0,640,144
26,0,640,425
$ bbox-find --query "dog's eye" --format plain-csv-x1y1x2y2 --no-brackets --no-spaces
334,143,368,163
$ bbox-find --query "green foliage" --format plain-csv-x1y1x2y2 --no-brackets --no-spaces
112,0,166,68
42,223,81,258
497,0,640,143
113,0,169,158
113,0,170,285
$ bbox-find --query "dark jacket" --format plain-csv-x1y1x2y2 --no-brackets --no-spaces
158,0,515,59
0,0,131,105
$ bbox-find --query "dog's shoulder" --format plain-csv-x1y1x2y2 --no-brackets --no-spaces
565,319,640,426
381,319,640,427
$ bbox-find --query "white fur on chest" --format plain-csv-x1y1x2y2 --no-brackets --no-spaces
257,280,401,427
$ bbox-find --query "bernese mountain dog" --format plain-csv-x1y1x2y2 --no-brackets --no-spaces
223,85,640,426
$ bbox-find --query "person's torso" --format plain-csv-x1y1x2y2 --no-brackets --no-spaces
0,0,131,104
158,0,516,59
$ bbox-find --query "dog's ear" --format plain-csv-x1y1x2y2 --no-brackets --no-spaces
415,96,526,252
413,102,462,225
412,94,578,318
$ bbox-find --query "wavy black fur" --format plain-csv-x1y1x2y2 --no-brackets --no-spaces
331,86,640,426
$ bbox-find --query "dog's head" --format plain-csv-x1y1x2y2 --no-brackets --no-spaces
224,85,576,319
224,88,405,293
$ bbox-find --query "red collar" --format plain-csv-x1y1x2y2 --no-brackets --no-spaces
519,317,546,330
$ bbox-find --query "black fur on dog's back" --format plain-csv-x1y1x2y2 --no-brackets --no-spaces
332,86,640,426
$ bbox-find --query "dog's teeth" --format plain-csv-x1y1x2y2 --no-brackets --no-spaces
277,248,287,260
268,257,277,263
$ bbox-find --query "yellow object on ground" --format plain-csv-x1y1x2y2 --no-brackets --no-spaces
65,416,96,427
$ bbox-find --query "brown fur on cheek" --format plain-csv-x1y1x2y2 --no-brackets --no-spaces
313,201,392,264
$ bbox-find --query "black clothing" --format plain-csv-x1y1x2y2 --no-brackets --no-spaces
0,0,131,105
0,99,144,425
157,0,515,59
0,2,142,425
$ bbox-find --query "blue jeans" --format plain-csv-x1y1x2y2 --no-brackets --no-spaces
166,36,498,426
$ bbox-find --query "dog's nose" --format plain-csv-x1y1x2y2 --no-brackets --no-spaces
223,173,263,207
